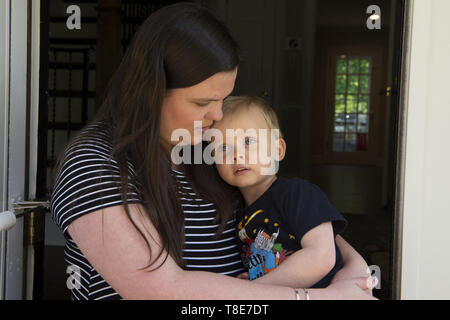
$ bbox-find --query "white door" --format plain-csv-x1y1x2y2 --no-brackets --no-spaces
0,0,34,300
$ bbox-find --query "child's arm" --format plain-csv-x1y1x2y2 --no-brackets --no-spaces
252,222,336,288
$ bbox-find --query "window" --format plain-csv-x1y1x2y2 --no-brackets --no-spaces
333,55,371,152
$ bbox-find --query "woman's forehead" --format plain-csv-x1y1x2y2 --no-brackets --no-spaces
217,108,269,130
186,69,237,97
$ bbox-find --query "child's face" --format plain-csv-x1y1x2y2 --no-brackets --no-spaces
212,106,285,189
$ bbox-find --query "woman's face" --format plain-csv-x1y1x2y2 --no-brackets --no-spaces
160,68,238,149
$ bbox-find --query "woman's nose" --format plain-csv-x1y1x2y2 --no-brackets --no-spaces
205,102,223,121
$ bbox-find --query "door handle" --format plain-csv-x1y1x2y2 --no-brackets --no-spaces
380,86,394,96
0,201,49,232
0,211,16,232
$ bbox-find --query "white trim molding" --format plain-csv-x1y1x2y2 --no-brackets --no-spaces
401,0,450,299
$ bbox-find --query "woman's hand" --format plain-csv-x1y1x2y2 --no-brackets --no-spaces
333,235,375,296
311,276,378,300
334,236,370,281
237,272,249,280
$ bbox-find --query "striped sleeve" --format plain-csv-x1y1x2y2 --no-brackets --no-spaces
50,128,141,238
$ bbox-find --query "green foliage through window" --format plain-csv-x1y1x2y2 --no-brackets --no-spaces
332,56,372,152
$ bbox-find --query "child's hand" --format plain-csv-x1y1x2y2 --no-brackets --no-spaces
237,272,249,280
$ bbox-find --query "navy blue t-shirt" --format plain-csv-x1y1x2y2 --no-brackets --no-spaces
236,177,347,288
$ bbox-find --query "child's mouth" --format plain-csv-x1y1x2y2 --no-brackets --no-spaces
234,167,250,175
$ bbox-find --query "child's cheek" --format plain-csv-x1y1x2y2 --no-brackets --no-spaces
216,164,231,181
254,141,273,166
247,144,259,165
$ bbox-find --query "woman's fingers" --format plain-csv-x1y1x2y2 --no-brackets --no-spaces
354,275,378,290
237,272,249,280
367,275,378,289
324,276,379,300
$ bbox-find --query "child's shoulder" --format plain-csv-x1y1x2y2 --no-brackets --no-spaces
276,176,320,193
275,177,328,205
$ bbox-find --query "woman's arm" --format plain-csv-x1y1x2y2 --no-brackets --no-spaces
332,235,377,296
68,203,296,299
68,204,375,299
332,235,371,282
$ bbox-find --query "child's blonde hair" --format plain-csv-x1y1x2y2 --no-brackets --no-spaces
222,95,283,138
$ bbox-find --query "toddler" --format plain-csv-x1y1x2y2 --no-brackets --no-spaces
211,95,347,288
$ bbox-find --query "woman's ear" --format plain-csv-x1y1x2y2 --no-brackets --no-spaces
275,138,286,162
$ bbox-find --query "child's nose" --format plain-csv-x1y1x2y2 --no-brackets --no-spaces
234,148,245,162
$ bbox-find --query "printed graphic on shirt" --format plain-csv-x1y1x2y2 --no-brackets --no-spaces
237,209,298,280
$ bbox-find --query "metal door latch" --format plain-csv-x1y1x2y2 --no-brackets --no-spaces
0,201,50,232
11,201,50,217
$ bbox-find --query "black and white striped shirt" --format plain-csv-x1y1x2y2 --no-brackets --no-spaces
50,122,244,300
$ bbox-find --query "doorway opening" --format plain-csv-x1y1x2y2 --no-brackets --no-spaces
36,0,407,300
309,0,406,300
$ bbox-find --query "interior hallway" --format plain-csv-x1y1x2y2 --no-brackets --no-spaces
309,164,393,300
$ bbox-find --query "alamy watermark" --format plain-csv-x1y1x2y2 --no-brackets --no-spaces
368,265,381,289
66,5,81,30
65,5,382,33
170,121,281,175
366,5,381,30
66,264,81,290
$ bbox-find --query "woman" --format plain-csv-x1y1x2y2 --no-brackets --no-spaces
51,3,376,300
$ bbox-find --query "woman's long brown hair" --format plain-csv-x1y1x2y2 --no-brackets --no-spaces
92,3,241,269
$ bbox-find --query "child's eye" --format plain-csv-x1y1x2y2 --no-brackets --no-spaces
245,137,257,145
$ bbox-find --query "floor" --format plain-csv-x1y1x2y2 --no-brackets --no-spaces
309,164,394,300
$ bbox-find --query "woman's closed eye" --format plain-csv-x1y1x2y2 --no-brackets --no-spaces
194,101,211,107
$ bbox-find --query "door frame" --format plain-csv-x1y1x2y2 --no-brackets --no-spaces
0,0,39,300
391,0,413,300
1,0,431,301
1,0,28,299
0,0,11,301
392,0,450,300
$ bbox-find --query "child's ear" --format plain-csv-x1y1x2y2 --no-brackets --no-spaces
275,138,286,162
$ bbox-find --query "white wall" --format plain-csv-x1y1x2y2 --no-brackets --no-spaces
401,0,450,299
